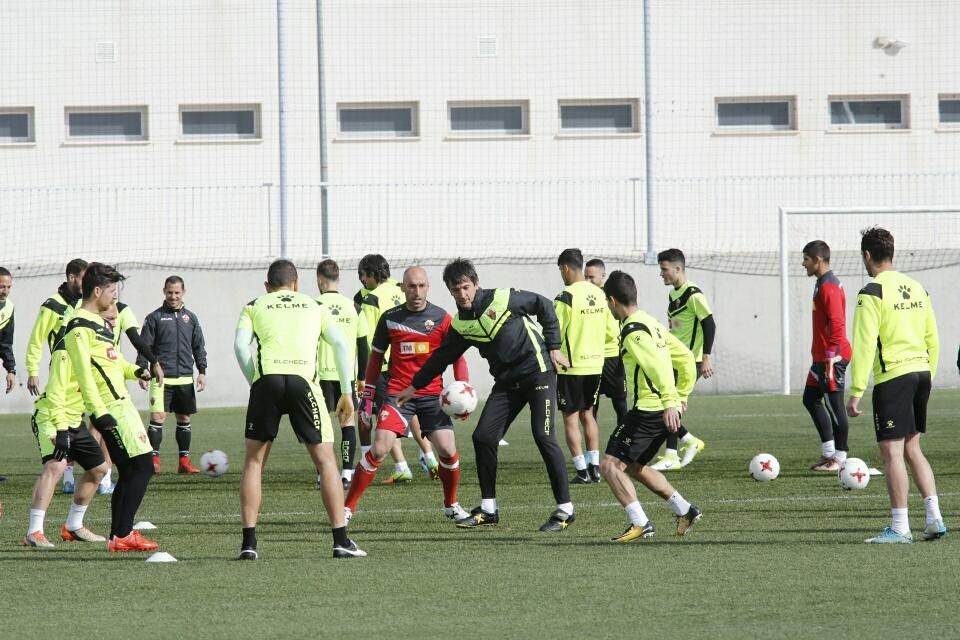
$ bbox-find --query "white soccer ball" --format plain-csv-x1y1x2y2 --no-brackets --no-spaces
439,381,478,418
838,457,870,491
749,453,780,481
199,449,229,477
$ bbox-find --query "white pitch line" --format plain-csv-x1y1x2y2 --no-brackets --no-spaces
84,490,960,524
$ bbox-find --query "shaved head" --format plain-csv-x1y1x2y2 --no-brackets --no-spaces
402,266,429,310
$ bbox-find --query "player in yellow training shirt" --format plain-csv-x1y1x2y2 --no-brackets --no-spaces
600,270,702,544
846,227,946,544
234,259,365,560
64,263,158,552
316,258,369,489
554,249,607,484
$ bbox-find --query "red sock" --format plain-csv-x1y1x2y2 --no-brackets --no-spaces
438,452,460,508
345,452,381,512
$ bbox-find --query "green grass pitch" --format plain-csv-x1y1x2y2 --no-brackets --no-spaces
1,391,958,639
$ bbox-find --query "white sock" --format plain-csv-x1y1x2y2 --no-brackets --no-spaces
891,508,910,535
394,461,409,474
572,454,587,471
65,503,88,531
424,451,437,466
679,433,695,444
625,501,648,526
587,450,600,466
821,440,836,458
28,509,45,534
833,450,847,463
341,469,354,481
360,445,372,459
481,498,497,514
666,491,691,516
924,496,942,523
63,464,75,485
100,468,112,487
556,502,574,516
664,448,678,458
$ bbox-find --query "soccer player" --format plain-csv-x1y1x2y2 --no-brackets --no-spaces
24,332,110,548
137,276,207,475
652,248,712,470
0,267,15,394
397,258,576,532
234,259,364,559
584,259,629,432
801,241,853,471
25,259,87,492
345,266,470,522
0,267,15,482
64,263,159,552
601,270,702,542
358,254,437,483
316,259,369,489
554,249,606,484
846,227,946,544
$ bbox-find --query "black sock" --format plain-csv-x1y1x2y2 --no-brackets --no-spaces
115,454,154,538
242,527,257,550
148,422,163,454
176,421,192,457
341,426,357,470
331,526,349,547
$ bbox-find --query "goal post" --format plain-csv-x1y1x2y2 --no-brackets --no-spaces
778,205,960,395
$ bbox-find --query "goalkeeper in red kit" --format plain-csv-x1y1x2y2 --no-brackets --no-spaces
344,266,471,523
801,241,853,471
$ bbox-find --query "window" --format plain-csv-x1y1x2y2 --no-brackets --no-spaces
66,107,148,141
715,97,795,131
0,108,33,143
180,105,260,139
338,103,418,137
559,100,638,133
448,101,528,135
938,95,960,126
828,96,908,129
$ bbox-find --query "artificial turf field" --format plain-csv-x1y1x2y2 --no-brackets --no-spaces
1,391,957,639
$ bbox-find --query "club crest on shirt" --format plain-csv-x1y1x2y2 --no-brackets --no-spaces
182,314,190,323
487,309,497,320
106,347,118,360
424,319,435,330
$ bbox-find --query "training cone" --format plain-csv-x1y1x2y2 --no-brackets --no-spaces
133,521,157,530
145,552,177,563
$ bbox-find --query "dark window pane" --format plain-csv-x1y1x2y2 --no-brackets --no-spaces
830,100,902,125
450,106,523,131
182,110,256,135
561,104,633,129
0,113,29,139
939,99,960,124
717,102,789,127
340,108,412,133
69,111,142,137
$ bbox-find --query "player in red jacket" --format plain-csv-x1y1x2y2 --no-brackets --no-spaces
802,241,853,471
344,266,470,522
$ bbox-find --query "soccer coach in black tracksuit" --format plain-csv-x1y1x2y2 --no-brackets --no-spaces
397,258,575,533
136,276,208,474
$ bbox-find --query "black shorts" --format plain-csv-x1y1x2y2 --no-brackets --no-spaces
805,360,848,393
318,379,358,413
244,375,331,444
597,356,626,400
605,409,668,465
557,374,601,413
162,384,197,415
34,420,105,469
377,395,452,437
872,371,931,442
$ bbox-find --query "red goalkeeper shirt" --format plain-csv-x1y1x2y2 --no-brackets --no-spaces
811,271,852,362
364,301,467,396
